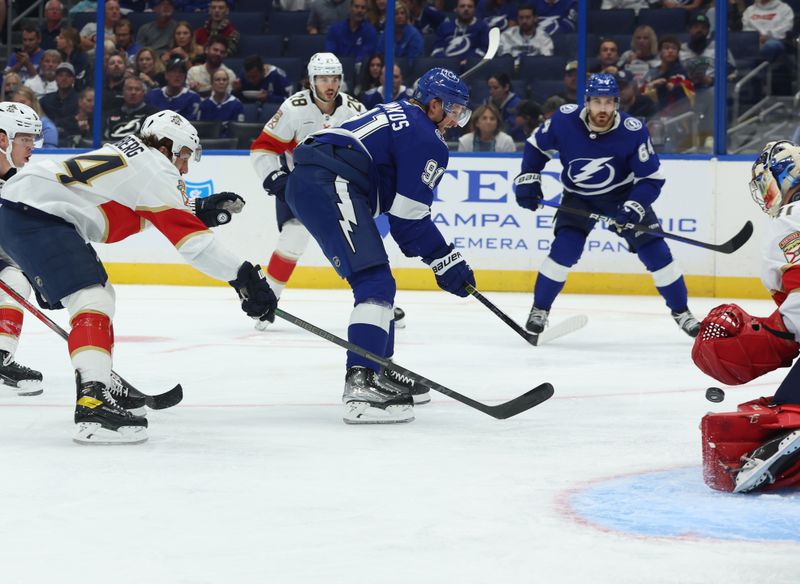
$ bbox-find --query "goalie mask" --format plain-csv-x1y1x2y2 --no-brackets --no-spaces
307,52,342,103
750,140,800,217
0,102,42,169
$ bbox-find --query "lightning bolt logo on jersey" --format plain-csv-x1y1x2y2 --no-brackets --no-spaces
524,105,664,198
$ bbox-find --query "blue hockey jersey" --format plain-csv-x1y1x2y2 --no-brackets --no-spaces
312,100,451,260
522,104,665,207
431,18,490,58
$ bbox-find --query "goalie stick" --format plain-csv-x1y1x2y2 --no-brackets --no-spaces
460,27,501,81
275,307,554,419
0,280,183,410
539,200,753,254
466,284,588,346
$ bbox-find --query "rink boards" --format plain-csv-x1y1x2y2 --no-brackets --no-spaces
31,151,767,299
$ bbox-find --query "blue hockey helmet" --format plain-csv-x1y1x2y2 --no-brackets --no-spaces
412,67,472,127
585,73,619,100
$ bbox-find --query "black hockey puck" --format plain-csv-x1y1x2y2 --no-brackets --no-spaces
705,387,725,403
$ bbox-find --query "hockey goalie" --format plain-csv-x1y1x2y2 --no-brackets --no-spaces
692,140,800,493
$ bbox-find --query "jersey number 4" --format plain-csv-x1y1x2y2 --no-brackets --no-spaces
57,154,127,186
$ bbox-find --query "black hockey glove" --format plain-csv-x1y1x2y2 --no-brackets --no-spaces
191,192,245,227
612,200,646,234
514,172,543,211
262,169,289,202
229,261,277,323
425,244,475,298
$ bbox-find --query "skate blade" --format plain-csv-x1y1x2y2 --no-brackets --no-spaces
394,318,406,330
73,422,149,445
0,379,43,396
343,402,415,424
733,432,800,493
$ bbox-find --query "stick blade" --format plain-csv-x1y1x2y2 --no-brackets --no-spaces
144,384,184,410
535,314,589,346
486,26,501,59
720,220,753,253
488,383,554,419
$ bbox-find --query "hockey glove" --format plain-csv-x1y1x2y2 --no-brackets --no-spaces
612,200,646,234
514,172,543,211
229,261,277,323
191,192,245,227
262,168,289,202
425,244,475,298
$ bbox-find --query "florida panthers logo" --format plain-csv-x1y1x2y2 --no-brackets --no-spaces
567,157,616,190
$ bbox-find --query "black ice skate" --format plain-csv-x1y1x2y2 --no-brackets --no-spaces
381,364,429,405
525,306,549,334
734,430,800,493
109,372,147,415
0,350,43,396
74,373,148,444
342,366,414,424
672,309,700,338
393,306,406,329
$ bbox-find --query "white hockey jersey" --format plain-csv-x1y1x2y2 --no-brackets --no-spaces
249,89,365,180
1,135,242,282
761,202,800,339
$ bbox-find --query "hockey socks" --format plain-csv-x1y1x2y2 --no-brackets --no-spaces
346,302,392,370
68,311,113,386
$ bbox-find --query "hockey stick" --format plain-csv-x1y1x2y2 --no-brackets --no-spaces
275,307,554,419
465,284,588,346
460,27,501,81
539,200,753,254
0,280,183,410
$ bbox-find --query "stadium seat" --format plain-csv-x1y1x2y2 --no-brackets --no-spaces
239,34,284,59
728,31,760,61
200,137,238,150
284,34,328,60
587,9,635,35
191,120,221,138
242,102,260,123
258,102,281,123
463,54,514,80
267,57,306,90
228,122,263,149
225,58,244,75
339,56,356,92
529,79,566,104
228,12,265,35
553,33,598,59
173,12,206,29
268,11,311,35
235,0,273,18
519,55,568,82
637,8,687,35
128,12,156,31
408,56,461,80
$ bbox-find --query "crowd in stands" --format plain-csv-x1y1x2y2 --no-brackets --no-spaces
0,0,796,151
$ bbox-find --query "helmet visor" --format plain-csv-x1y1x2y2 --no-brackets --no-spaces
177,144,202,162
446,102,472,128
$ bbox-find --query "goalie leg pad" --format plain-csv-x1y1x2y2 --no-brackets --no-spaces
701,400,800,492
692,303,800,385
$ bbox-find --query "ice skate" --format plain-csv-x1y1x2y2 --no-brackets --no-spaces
393,306,406,329
342,366,414,424
672,309,700,338
74,373,148,444
254,317,272,332
109,372,147,415
525,305,549,333
0,350,42,396
734,430,800,493
380,364,429,405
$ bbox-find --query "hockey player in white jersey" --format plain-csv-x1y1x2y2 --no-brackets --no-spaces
250,53,407,330
0,102,45,396
0,110,277,444
693,140,800,493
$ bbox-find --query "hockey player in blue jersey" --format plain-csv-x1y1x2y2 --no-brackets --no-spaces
262,68,476,424
514,73,701,337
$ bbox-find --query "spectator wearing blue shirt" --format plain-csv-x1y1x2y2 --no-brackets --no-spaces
325,0,377,64
234,55,290,105
6,23,45,82
477,0,517,31
487,73,520,135
431,0,490,59
145,57,202,120
375,1,424,62
532,0,577,35
200,69,244,135
408,0,445,34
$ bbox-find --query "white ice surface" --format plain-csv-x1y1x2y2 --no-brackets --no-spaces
1,286,797,584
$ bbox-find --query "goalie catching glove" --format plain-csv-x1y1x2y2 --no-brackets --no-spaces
424,244,475,297
190,192,245,227
692,303,800,385
229,261,277,323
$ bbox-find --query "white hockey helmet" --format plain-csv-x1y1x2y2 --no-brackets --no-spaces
140,110,201,162
750,140,800,216
307,52,342,102
0,101,42,168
